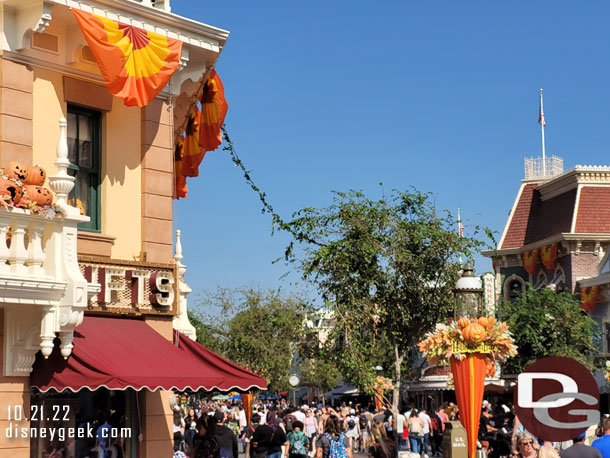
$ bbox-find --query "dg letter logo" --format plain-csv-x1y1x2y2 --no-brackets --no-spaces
514,356,600,442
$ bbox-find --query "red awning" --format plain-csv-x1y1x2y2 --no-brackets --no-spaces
174,332,266,392
31,316,266,392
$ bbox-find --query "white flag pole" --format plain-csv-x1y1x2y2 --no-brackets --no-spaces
457,208,463,264
539,88,546,177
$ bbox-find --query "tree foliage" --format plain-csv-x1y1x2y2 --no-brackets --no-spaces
497,286,599,373
284,188,487,411
189,288,312,392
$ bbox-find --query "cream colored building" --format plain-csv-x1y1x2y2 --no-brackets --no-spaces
0,0,230,456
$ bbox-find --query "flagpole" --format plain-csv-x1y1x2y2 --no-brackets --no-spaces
540,88,546,177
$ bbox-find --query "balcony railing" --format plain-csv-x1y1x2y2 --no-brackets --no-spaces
2,118,89,376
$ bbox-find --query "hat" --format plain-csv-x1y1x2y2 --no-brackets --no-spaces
350,409,355,415
213,410,225,423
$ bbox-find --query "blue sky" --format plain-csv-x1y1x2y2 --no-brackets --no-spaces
171,0,610,302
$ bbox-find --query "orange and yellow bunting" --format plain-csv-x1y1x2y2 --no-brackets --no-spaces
73,9,182,107
199,70,228,152
182,106,205,177
174,136,187,199
580,285,600,312
522,248,539,275
540,243,558,270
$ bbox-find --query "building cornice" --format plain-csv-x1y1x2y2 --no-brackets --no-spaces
536,166,610,201
483,232,610,258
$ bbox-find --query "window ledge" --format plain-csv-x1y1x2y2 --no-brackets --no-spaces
77,232,116,258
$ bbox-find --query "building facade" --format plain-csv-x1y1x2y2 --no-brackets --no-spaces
0,0,239,456
484,162,610,396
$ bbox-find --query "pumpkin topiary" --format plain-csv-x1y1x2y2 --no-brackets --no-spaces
458,317,471,329
462,322,487,344
478,316,490,328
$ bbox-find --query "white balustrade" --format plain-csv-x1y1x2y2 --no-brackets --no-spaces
2,117,90,376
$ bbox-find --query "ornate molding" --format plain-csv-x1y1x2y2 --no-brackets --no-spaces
172,230,196,340
14,1,54,51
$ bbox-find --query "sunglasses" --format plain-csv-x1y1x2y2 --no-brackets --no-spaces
520,441,534,446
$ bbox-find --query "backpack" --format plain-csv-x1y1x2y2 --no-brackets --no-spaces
408,418,422,435
323,433,348,458
288,431,310,456
430,414,442,435
284,415,297,432
358,415,368,430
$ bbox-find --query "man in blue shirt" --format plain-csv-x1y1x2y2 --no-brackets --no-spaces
593,418,610,458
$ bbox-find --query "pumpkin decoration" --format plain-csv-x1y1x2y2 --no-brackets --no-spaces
4,161,28,182
24,185,53,206
462,322,487,344
25,166,46,186
478,317,490,328
458,317,471,329
487,316,497,327
0,179,23,204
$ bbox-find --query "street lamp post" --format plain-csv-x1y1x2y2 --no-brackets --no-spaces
453,262,483,318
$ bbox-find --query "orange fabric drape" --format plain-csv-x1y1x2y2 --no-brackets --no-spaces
374,388,384,410
182,106,205,177
580,285,600,312
174,136,187,199
242,393,253,427
522,249,539,275
199,70,228,152
540,243,558,270
451,354,487,458
72,9,182,107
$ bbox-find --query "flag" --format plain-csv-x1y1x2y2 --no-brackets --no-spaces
538,92,546,126
199,70,228,152
182,106,205,177
72,9,182,107
174,136,187,199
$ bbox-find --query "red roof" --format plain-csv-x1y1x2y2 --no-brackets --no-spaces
574,187,610,233
31,316,267,392
501,184,537,249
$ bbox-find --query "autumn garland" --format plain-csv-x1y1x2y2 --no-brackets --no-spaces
417,316,517,377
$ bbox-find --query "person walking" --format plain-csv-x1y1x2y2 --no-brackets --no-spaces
287,421,310,458
369,421,396,458
560,432,601,458
213,410,240,458
407,409,424,455
419,408,432,456
316,415,353,458
192,415,220,458
593,418,610,458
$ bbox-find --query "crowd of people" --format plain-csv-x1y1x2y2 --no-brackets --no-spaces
172,398,610,458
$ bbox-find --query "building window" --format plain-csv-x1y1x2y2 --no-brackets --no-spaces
504,275,526,302
67,105,101,231
534,270,548,290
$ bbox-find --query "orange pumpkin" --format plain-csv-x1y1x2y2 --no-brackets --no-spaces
462,322,487,344
458,317,470,329
0,179,22,204
25,166,46,186
478,317,490,328
25,185,53,206
5,161,28,181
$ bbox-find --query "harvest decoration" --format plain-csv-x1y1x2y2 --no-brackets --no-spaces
540,243,558,270
418,316,517,458
522,248,539,275
580,285,600,312
0,164,66,217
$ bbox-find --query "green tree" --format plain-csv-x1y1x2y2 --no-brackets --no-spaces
284,189,485,436
190,288,312,392
497,286,599,373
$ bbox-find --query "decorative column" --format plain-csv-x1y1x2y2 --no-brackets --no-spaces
172,229,196,339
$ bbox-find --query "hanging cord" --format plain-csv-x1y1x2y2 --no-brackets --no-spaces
221,126,325,250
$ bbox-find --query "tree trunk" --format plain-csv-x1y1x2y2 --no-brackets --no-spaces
392,340,403,453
